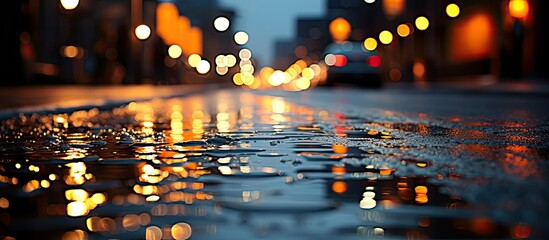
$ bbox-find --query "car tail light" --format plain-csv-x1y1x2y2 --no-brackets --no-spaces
334,55,347,67
367,55,382,67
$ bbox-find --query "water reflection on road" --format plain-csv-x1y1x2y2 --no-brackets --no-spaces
0,90,546,239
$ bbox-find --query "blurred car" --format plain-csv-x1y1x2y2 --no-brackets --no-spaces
321,41,383,88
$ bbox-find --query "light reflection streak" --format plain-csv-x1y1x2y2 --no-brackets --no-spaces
146,226,163,240
5,89,537,239
0,197,9,209
64,162,90,185
171,222,192,240
170,108,184,143
360,186,377,209
61,229,87,240
67,201,89,217
415,186,429,204
242,191,260,202
139,164,168,184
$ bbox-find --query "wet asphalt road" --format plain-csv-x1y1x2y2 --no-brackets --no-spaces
0,84,548,239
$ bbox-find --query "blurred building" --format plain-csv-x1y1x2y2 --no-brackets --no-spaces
284,0,546,83
273,40,299,70
1,1,29,85
4,0,547,86
4,0,238,86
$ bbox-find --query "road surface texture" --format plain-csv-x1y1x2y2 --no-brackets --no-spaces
0,84,547,239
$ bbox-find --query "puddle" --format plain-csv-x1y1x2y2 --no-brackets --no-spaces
0,90,547,239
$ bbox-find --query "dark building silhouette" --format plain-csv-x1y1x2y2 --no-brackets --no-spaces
1,0,29,85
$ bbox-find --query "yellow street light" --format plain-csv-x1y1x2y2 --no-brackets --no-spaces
415,16,429,31
379,30,393,45
446,3,460,18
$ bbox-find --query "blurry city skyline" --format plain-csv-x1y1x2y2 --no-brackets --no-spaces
218,0,325,67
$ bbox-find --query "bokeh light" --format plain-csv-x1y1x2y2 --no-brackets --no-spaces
215,55,227,67
171,222,192,240
226,54,237,67
135,24,151,40
295,45,308,58
60,0,79,10
332,181,347,194
302,68,315,79
234,31,249,45
187,54,201,68
415,16,430,30
383,0,405,16
239,49,252,60
67,201,89,217
146,226,163,240
413,58,426,80
62,45,79,58
324,54,336,66
397,24,411,37
213,16,230,32
379,30,393,45
216,66,228,75
334,55,347,67
364,0,376,3
196,60,210,74
269,70,285,86
329,17,351,43
168,45,182,59
509,0,529,19
363,37,378,51
446,3,460,18
389,68,402,81
233,73,243,85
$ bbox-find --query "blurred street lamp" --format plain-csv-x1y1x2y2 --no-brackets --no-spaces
60,0,79,10
135,24,151,41
508,0,529,78
509,0,529,19
59,0,82,83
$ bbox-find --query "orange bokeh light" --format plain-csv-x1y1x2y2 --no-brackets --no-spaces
331,165,346,175
329,17,351,43
383,0,405,17
508,0,529,19
332,181,347,194
332,144,348,154
449,13,495,62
